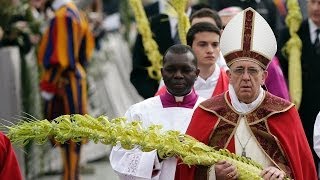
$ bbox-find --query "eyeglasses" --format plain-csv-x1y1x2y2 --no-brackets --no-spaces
231,67,262,76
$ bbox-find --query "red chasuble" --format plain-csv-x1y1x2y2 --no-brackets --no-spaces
155,68,228,97
0,132,22,180
175,92,317,180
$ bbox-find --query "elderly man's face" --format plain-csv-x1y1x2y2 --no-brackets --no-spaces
161,52,199,96
227,60,267,103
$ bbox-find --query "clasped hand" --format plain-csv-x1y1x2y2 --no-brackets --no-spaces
260,166,286,180
214,160,238,180
214,161,285,180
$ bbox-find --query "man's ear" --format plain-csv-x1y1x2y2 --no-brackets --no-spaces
196,68,200,77
261,70,268,85
226,69,231,79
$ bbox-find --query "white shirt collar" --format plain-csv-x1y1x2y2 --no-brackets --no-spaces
193,64,220,99
159,0,166,14
166,89,193,102
174,96,184,102
52,0,72,11
229,84,265,114
309,18,320,44
195,64,220,86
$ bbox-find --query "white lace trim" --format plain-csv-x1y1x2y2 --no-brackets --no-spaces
125,153,142,175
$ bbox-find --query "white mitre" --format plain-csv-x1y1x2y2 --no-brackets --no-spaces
220,7,277,69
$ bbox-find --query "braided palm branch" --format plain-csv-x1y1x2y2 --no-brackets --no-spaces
4,114,289,179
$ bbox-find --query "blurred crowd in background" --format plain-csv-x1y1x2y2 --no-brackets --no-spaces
0,0,319,179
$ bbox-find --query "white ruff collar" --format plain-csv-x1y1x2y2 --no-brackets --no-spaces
229,84,264,114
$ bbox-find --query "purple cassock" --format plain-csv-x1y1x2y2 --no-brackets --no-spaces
160,90,199,108
265,56,290,101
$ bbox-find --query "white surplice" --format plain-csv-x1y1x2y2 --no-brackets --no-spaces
313,111,320,158
110,95,204,180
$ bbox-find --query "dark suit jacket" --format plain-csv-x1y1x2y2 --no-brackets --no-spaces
144,1,159,18
130,14,174,99
277,19,320,164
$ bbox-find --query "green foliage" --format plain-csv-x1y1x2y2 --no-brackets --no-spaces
0,0,16,29
0,0,41,55
3,114,290,179
0,1,40,33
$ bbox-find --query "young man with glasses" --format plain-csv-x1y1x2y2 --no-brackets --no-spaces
176,8,317,180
